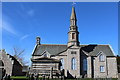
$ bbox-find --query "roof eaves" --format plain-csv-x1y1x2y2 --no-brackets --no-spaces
32,44,38,56
41,44,67,46
108,44,116,56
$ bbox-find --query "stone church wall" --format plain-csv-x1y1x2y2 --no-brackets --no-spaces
107,57,118,78
66,47,80,78
93,56,118,78
87,56,92,78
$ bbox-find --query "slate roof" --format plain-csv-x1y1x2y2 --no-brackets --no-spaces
8,54,23,66
32,44,67,56
32,44,115,56
80,44,114,56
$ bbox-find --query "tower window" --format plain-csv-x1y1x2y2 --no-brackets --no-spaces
71,51,76,54
72,33,75,39
60,58,64,70
71,57,76,70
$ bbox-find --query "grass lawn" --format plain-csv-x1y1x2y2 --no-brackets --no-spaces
10,76,118,80
10,76,28,79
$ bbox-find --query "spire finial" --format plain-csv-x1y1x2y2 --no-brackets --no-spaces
70,5,77,20
72,2,76,6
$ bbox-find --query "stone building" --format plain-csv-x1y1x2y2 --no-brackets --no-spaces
0,49,26,76
31,7,118,78
116,56,120,78
0,60,5,80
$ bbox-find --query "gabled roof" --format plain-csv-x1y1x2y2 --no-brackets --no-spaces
9,55,23,66
32,44,67,56
32,44,115,56
81,44,115,56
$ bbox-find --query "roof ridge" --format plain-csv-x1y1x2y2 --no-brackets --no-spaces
41,44,67,46
40,44,109,46
80,44,109,46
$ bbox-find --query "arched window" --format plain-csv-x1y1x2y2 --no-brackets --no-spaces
71,58,76,70
60,58,64,70
83,59,87,71
99,54,105,61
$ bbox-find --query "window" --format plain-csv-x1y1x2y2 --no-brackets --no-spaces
71,58,76,70
100,66,105,72
71,51,76,54
60,58,64,70
44,54,47,57
71,20,75,26
99,54,105,61
72,33,75,39
83,59,87,71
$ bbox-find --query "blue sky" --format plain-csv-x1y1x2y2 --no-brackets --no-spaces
2,2,118,65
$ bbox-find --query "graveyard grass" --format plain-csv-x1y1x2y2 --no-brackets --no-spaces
10,76,118,80
10,76,28,79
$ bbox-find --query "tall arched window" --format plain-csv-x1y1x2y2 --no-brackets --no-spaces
83,59,87,71
71,58,76,70
60,58,64,70
99,54,105,61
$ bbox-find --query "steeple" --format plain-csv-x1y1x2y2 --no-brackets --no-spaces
67,6,79,47
70,6,77,20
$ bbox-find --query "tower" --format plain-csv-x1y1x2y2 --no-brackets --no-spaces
67,6,79,47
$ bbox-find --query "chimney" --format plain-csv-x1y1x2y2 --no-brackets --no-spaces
36,36,40,45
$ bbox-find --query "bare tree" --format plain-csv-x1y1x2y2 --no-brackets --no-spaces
12,47,29,66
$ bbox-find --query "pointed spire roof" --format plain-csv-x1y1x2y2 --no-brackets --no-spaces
70,6,77,20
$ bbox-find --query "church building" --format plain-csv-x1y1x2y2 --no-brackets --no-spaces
31,7,118,78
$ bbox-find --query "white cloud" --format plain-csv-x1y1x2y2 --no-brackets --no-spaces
20,34,29,41
2,20,17,35
2,15,18,36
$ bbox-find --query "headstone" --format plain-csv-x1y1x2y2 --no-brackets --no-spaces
3,74,8,80
7,75,10,80
34,73,37,80
50,67,53,79
42,75,45,80
31,74,34,80
36,74,39,80
28,74,31,80
47,76,49,80
2,69,6,80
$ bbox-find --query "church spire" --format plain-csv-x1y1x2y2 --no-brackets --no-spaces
67,6,79,47
70,6,77,20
